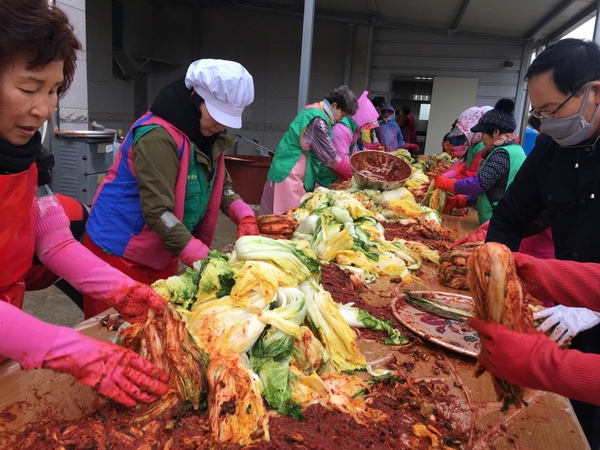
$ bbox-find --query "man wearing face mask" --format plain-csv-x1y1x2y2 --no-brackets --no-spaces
483,38,600,448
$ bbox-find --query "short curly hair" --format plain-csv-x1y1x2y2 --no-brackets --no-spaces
0,0,81,98
325,85,358,115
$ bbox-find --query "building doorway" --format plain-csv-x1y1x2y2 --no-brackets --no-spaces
390,76,433,154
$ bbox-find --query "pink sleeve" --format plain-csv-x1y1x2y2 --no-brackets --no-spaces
332,124,353,161
0,301,61,369
35,196,137,302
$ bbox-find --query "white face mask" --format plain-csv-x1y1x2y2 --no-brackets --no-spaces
540,83,600,147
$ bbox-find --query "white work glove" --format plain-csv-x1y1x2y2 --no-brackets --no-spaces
533,305,600,345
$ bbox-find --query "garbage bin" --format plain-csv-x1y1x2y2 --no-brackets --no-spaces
224,155,272,205
50,130,117,206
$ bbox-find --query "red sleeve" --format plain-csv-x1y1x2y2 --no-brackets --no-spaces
517,254,600,311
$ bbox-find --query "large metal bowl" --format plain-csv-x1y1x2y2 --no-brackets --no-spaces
350,150,412,191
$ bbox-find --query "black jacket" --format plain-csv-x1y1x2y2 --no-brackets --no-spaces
486,132,600,263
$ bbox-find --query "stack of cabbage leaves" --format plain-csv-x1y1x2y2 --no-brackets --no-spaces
150,236,406,446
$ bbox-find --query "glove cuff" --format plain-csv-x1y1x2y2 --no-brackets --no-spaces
0,302,63,369
36,197,70,238
238,216,257,226
456,195,468,209
180,238,209,267
41,326,85,368
228,199,255,225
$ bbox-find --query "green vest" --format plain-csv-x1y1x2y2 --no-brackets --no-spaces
338,116,359,157
134,125,214,232
476,144,526,223
183,144,215,232
267,104,337,191
465,141,485,168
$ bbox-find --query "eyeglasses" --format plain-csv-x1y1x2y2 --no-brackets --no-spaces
529,82,591,120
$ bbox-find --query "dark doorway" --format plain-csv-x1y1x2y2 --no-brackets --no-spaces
390,76,433,154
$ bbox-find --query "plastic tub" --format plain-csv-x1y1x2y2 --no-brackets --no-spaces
224,155,272,205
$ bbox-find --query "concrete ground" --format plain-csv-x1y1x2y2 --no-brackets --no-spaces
22,209,246,327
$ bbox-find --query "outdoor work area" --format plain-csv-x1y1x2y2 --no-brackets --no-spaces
3,0,600,449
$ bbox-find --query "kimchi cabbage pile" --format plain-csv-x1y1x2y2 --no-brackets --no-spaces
144,235,404,446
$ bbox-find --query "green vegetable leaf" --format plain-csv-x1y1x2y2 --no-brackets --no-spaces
251,357,305,420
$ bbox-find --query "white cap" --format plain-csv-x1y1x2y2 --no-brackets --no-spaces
185,59,254,129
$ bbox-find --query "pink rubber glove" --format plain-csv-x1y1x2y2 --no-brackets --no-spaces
228,199,255,225
179,237,210,267
469,317,600,405
35,195,166,323
363,142,383,150
0,302,169,407
450,145,466,158
331,158,353,181
444,161,466,179
443,169,457,178
228,198,259,238
513,252,600,311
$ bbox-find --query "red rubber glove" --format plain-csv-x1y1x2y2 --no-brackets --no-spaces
0,302,168,407
179,237,210,267
442,194,468,214
513,252,600,311
468,317,600,405
237,216,260,239
401,143,420,153
109,283,168,324
227,199,259,239
452,221,489,247
434,175,456,194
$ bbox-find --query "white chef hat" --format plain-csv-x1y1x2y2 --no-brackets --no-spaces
185,59,254,129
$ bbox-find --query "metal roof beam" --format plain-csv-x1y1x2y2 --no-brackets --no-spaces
448,0,472,35
298,0,315,112
542,2,597,43
197,0,531,43
524,0,578,39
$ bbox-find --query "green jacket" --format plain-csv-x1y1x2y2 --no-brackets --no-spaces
134,127,240,253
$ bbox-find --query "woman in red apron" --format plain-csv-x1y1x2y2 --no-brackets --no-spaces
0,1,168,408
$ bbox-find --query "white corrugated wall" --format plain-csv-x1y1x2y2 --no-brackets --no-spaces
369,28,526,108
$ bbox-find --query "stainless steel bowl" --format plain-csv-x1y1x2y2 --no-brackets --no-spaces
350,151,412,191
